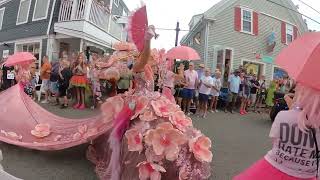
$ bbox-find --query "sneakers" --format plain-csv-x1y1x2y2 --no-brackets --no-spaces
73,103,80,109
78,104,85,110
41,100,48,104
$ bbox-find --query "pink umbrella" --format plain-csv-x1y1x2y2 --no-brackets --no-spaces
276,32,320,90
5,52,36,66
166,46,200,60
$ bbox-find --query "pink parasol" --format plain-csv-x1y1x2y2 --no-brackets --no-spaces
128,5,148,52
275,32,320,91
166,46,200,60
5,52,36,66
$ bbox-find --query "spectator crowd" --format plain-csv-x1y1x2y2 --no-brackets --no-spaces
0,52,294,118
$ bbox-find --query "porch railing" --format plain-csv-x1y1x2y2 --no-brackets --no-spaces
58,0,121,38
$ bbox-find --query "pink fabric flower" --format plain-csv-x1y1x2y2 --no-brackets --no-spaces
145,147,164,162
189,136,213,163
162,87,175,104
125,128,143,152
137,161,166,180
101,96,124,123
169,111,193,132
151,99,178,118
145,122,187,161
132,96,149,120
140,110,157,122
78,125,88,134
31,123,51,138
7,131,22,141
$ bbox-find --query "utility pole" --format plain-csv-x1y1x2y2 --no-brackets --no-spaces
175,22,180,47
174,22,180,72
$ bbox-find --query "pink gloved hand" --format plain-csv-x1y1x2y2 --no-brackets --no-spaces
145,25,159,40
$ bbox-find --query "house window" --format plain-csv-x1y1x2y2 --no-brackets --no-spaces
32,0,50,21
114,0,120,7
16,42,40,69
286,24,294,44
2,50,9,59
241,9,252,33
122,9,127,17
16,0,32,25
194,32,201,45
0,8,5,30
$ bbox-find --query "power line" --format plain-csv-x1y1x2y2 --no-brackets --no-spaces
297,0,320,16
267,0,320,25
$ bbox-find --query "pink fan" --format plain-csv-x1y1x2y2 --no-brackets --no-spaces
128,5,148,52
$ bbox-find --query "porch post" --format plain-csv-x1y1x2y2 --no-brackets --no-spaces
80,39,84,52
83,0,93,21
70,0,78,20
107,0,114,33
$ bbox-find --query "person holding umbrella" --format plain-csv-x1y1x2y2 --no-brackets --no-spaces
234,32,320,180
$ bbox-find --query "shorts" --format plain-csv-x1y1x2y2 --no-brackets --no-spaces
59,84,68,97
250,93,257,103
239,91,250,99
174,88,184,98
41,80,50,92
228,92,238,102
199,93,209,102
50,81,59,94
182,88,194,99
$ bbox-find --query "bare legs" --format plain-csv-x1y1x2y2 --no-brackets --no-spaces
240,96,248,114
209,96,218,112
74,87,85,109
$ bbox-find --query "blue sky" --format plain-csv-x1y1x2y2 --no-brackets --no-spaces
124,0,320,50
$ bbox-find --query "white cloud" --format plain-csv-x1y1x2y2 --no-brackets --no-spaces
124,0,320,50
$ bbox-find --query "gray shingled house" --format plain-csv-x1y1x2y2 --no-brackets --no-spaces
0,0,129,68
181,0,309,85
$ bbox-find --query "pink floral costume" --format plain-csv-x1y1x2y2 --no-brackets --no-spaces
87,70,212,180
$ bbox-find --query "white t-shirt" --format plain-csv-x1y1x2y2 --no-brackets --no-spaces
264,110,320,179
199,76,213,95
211,77,222,97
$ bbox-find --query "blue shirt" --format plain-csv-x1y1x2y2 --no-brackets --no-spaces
228,74,241,93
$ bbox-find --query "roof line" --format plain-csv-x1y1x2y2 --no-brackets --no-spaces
0,0,13,6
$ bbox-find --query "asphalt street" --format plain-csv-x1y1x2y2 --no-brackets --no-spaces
0,103,272,180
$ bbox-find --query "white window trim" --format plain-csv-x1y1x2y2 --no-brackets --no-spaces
213,45,234,78
16,0,32,25
240,8,253,35
14,39,42,67
114,0,120,7
271,65,288,80
241,58,266,76
0,7,5,30
32,0,50,21
285,23,294,45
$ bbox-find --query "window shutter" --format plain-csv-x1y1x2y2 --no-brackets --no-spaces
234,7,241,32
253,11,259,35
281,22,286,43
293,26,298,40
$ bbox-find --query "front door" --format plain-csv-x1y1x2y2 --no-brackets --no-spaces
214,47,233,87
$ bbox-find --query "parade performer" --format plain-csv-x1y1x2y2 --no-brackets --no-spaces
86,6,212,179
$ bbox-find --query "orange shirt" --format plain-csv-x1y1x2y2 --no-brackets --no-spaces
41,62,52,80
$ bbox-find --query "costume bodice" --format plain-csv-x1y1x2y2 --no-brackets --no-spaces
133,72,154,94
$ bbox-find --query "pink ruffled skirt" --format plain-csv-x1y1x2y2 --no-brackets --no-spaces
233,158,316,180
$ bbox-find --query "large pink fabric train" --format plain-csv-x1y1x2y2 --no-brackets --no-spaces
0,84,110,151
